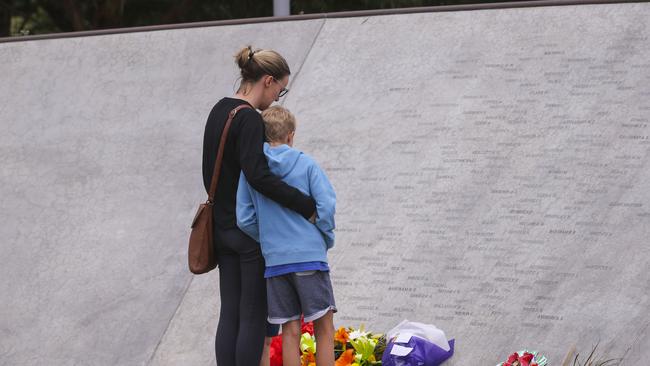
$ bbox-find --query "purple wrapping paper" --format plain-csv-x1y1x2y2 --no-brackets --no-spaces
382,337,455,366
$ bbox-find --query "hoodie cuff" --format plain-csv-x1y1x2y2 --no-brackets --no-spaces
296,195,317,220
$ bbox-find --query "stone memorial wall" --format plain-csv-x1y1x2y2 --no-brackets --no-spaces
1,2,648,365
285,5,650,364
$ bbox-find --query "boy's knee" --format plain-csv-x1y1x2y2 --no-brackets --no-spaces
314,313,335,335
281,320,302,338
315,323,334,335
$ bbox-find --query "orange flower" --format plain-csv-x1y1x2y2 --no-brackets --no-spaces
334,327,350,344
335,349,355,366
301,351,316,366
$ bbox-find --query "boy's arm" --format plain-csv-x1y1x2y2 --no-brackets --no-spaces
236,110,316,220
236,172,260,242
308,161,336,249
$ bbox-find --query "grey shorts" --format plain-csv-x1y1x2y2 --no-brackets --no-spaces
266,270,337,324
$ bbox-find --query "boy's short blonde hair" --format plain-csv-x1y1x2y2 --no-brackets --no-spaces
261,106,296,142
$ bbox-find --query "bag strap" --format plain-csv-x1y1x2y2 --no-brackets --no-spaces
207,104,253,205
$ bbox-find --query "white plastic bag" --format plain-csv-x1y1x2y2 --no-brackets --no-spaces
386,319,451,352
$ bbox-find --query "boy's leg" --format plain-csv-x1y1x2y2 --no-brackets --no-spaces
281,320,302,366
314,310,335,366
260,322,280,366
293,271,337,365
259,337,273,366
267,274,302,364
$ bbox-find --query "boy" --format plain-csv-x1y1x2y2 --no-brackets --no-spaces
237,106,337,366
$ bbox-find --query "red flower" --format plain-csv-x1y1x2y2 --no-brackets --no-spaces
503,352,517,365
301,316,314,335
301,322,314,335
270,335,283,366
503,352,537,366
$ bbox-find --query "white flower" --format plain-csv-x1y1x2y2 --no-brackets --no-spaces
348,329,369,340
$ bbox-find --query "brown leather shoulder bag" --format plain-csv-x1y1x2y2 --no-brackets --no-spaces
188,104,252,274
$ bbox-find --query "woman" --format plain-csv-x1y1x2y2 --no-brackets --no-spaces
202,45,315,365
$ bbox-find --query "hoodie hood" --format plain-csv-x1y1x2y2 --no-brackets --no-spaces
263,143,302,178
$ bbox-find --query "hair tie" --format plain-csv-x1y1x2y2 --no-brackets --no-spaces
248,49,255,62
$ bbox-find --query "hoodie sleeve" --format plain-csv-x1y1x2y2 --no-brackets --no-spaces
236,172,260,242
308,161,336,249
236,109,316,220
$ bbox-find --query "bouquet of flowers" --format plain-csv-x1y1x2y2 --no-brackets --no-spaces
334,325,386,366
269,322,386,366
496,350,548,366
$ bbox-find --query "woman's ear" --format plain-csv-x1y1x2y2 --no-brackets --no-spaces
264,75,274,87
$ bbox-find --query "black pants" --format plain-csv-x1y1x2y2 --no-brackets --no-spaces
214,226,267,366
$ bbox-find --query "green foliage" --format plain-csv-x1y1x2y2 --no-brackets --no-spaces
573,344,623,366
2,0,512,37
4,0,273,36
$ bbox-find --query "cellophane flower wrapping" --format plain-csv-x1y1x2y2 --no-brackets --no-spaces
381,320,454,366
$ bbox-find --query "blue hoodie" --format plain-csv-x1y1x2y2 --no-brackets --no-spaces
236,143,336,268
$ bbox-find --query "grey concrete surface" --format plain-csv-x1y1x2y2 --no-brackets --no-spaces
283,3,650,365
2,2,650,366
0,20,323,365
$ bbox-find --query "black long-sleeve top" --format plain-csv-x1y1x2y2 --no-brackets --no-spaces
202,97,316,229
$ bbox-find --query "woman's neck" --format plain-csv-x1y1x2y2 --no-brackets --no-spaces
233,92,259,109
234,81,262,109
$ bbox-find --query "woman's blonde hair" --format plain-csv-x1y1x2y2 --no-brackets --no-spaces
234,45,290,88
261,106,296,142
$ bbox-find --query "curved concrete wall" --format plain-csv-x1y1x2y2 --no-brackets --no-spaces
1,3,649,365
0,19,324,365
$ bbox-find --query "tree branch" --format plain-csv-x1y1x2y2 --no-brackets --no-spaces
161,0,194,24
0,0,12,37
62,0,84,30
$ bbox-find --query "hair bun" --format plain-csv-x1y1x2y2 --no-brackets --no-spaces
235,45,254,70
233,45,290,85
